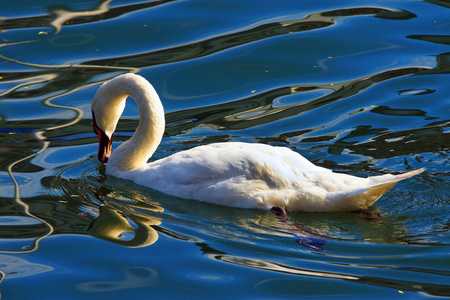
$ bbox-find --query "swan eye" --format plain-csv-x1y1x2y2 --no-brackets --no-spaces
93,126,99,136
93,125,101,136
92,111,101,136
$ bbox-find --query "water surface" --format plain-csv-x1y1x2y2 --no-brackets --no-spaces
0,0,449,298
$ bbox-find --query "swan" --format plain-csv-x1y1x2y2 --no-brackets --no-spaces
91,73,424,212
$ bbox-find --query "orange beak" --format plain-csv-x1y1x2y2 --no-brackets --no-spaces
92,111,112,164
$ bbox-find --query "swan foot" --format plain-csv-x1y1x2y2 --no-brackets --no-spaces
270,206,327,251
350,209,383,221
270,206,288,220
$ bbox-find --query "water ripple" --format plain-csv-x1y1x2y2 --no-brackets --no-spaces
83,7,416,68
0,0,449,298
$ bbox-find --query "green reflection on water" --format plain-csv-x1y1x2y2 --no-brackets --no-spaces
0,0,449,298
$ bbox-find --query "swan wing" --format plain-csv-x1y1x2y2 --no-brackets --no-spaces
110,142,424,212
126,143,323,208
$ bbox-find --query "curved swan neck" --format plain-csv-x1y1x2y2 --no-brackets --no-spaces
93,74,165,172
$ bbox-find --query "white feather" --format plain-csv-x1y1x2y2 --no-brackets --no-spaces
92,74,424,212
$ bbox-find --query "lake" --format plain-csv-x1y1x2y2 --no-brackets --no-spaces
0,0,449,298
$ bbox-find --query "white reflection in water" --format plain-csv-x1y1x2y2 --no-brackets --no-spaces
76,266,158,292
0,255,53,279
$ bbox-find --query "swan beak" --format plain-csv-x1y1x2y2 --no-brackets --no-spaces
92,112,112,164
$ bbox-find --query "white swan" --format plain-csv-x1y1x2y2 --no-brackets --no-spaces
91,73,424,212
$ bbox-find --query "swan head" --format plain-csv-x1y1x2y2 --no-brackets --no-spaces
91,76,128,163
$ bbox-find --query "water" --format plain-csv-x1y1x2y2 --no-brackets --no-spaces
1,0,449,298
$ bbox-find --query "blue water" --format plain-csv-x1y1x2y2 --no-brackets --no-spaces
1,0,449,298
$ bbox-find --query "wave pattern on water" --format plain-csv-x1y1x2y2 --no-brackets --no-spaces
0,0,449,298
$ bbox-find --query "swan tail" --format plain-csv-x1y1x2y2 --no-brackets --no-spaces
327,168,425,211
387,167,425,181
367,167,425,186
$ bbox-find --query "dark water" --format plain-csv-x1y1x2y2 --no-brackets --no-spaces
1,0,449,298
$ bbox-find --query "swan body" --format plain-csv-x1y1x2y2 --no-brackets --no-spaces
92,74,424,212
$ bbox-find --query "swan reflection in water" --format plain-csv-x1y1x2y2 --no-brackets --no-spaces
88,205,161,248
87,198,329,250
85,185,164,248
